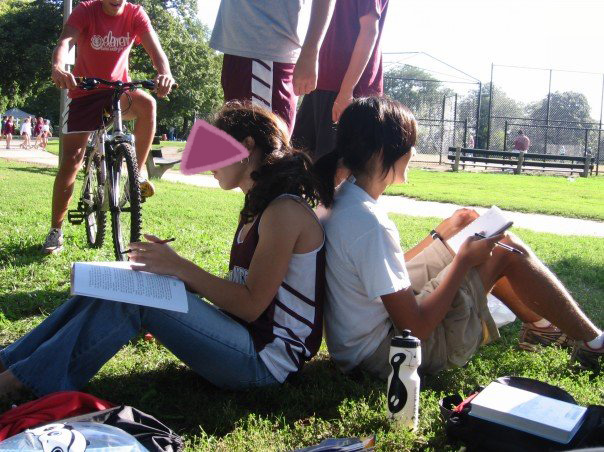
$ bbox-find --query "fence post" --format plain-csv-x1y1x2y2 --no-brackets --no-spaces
582,155,591,178
503,120,508,151
453,147,461,171
515,150,525,175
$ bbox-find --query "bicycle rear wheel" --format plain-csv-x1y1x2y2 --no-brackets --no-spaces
82,146,106,247
109,142,142,261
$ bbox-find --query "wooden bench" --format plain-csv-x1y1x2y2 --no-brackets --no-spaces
447,147,594,177
145,148,181,179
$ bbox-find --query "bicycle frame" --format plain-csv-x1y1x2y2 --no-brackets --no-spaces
71,77,154,258
87,81,138,212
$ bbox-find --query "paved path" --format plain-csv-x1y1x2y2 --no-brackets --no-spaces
2,143,603,237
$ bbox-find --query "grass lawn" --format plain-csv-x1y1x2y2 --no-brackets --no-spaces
0,160,603,451
387,169,604,221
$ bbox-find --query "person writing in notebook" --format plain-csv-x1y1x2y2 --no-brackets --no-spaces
315,97,603,379
0,103,326,398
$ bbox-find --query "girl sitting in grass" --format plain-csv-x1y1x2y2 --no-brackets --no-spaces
0,102,326,397
315,96,603,378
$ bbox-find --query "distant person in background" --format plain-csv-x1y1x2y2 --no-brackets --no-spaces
168,126,175,141
0,116,6,144
513,130,530,152
20,117,32,149
34,117,45,149
292,0,390,160
467,134,475,149
2,115,15,149
41,119,51,149
210,0,335,131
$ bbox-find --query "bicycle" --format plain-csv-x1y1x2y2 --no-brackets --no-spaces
67,77,155,261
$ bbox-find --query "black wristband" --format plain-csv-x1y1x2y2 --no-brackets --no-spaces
430,229,443,241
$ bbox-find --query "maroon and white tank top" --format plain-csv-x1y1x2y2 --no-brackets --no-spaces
228,195,325,382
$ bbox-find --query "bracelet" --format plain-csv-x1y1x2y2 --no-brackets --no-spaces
430,229,443,241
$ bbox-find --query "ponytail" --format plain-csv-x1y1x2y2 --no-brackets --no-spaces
313,148,340,208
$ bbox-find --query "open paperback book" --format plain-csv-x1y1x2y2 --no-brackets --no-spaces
446,205,513,253
70,261,189,313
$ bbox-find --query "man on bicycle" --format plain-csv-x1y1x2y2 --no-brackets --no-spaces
44,0,175,254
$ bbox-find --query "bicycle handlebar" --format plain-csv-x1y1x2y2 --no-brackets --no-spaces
77,77,157,91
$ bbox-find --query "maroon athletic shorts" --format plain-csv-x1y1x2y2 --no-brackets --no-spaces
62,91,114,134
221,54,297,132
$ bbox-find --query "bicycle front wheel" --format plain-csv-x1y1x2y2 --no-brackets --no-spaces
83,146,106,247
109,142,142,261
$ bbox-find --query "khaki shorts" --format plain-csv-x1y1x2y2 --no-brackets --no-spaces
358,238,500,379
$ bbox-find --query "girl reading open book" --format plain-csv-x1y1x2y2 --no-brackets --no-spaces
0,103,327,396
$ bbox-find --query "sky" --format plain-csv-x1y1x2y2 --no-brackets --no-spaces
197,0,604,119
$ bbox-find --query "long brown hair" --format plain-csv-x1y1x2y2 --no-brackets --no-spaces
212,102,326,224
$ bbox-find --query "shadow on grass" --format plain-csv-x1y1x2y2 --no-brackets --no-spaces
0,243,49,268
0,289,68,322
7,166,57,177
87,354,383,437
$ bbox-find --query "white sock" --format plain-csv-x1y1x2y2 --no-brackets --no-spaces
586,331,604,349
531,318,551,328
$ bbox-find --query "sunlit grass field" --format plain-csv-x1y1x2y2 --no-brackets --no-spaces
0,160,602,451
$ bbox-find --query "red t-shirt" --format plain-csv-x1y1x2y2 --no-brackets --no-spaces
514,134,530,151
66,0,152,98
316,0,389,97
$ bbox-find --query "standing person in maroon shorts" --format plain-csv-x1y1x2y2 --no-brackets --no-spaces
43,0,175,254
210,0,335,132
292,0,389,160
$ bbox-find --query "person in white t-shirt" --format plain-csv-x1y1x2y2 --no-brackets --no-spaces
315,97,604,376
20,117,32,149
40,120,51,150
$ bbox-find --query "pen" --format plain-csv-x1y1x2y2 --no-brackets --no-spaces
121,237,176,254
474,233,523,254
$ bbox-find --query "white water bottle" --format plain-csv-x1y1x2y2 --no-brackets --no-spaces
386,329,421,430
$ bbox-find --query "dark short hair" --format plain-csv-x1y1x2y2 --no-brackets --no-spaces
518,130,524,135
314,97,417,206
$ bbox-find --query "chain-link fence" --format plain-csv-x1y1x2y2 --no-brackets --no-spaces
383,53,481,165
488,65,604,174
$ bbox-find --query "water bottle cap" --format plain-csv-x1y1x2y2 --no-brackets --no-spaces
391,329,421,348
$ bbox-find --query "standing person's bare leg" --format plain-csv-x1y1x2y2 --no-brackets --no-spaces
121,90,156,198
43,132,89,253
121,90,156,169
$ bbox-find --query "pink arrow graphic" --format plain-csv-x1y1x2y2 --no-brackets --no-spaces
180,119,249,175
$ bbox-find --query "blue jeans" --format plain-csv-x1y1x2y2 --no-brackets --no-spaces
0,293,278,395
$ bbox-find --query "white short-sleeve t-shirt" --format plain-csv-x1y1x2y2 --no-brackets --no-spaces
322,181,411,372
210,0,307,64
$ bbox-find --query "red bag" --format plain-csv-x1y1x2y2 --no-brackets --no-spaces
0,391,114,441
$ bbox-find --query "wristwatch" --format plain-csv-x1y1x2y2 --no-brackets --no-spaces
430,229,443,241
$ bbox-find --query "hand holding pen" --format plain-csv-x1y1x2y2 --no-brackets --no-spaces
122,237,175,254
474,232,523,254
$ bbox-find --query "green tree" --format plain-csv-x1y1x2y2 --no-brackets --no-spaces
525,91,597,153
0,0,62,118
130,0,223,136
384,65,454,120
459,83,525,149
